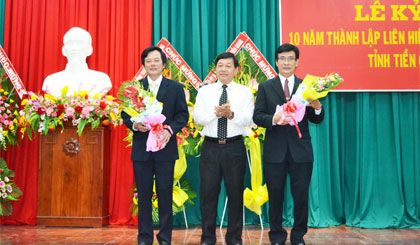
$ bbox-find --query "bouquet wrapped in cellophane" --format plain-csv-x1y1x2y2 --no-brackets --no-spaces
293,73,344,106
275,73,343,138
118,81,170,152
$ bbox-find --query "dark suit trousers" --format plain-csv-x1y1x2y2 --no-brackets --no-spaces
200,139,246,245
263,149,313,244
133,160,175,245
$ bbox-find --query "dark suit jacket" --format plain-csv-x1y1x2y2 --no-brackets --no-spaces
253,76,324,163
121,76,189,162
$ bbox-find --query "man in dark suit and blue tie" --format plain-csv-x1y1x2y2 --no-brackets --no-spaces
121,46,189,245
253,44,324,245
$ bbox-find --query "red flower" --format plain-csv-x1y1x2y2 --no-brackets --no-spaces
181,127,189,138
75,106,83,114
176,135,184,145
123,86,138,98
132,96,144,108
37,107,45,115
0,169,3,173
99,101,107,110
57,104,65,116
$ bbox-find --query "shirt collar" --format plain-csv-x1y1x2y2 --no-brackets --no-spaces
278,74,295,88
147,75,163,85
216,80,234,89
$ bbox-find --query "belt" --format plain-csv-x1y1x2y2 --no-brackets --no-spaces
204,135,243,144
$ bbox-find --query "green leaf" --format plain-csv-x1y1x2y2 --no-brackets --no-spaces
77,119,87,136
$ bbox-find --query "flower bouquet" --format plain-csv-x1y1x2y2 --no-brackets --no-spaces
117,81,169,152
19,86,120,138
0,158,23,216
0,69,20,150
275,73,344,138
293,73,344,105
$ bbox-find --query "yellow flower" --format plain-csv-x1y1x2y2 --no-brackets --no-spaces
44,94,57,103
21,98,28,106
19,116,26,124
9,124,14,130
0,89,4,93
3,130,8,136
14,111,18,116
79,90,89,98
10,99,14,103
4,92,9,95
110,112,116,121
106,95,116,101
13,118,18,124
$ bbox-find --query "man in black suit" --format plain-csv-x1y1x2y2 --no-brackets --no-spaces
121,46,189,245
253,44,324,245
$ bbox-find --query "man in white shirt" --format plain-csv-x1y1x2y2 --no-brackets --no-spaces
253,44,324,245
42,27,112,97
194,52,254,245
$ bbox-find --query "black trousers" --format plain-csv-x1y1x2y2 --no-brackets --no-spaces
133,160,175,245
200,138,247,245
263,149,313,244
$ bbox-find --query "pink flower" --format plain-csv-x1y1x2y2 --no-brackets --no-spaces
248,79,258,91
86,100,92,105
71,100,77,106
7,185,12,193
46,107,54,116
1,192,6,198
94,100,100,106
78,101,85,107
65,107,75,117
0,181,4,188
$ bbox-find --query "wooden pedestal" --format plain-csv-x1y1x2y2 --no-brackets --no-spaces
37,125,110,227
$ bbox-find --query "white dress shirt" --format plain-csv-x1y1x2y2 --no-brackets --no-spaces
278,74,295,94
148,75,163,95
193,80,254,138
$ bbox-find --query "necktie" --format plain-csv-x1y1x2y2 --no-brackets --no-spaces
284,79,290,101
149,81,158,96
217,85,228,140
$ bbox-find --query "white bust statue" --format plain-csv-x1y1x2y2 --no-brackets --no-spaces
42,27,112,97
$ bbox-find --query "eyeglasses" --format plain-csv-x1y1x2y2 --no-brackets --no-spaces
277,57,296,63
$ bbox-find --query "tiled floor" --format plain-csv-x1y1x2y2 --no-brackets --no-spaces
0,225,419,244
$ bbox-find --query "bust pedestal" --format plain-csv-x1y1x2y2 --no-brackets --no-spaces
37,124,110,227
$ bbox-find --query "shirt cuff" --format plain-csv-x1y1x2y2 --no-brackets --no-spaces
315,108,322,115
132,123,138,131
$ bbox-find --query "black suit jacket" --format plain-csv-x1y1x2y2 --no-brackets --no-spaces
253,76,324,163
121,76,189,162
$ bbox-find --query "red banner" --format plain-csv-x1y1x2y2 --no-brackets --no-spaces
133,38,203,90
281,0,420,91
0,45,27,98
203,32,277,85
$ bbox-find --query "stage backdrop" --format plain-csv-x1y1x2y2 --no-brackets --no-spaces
0,0,153,225
281,0,420,91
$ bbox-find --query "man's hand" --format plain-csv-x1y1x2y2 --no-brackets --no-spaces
307,99,322,110
134,122,149,132
273,112,291,125
214,100,232,118
158,129,172,146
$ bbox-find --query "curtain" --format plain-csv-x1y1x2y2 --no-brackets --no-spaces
152,0,420,228
0,0,153,225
